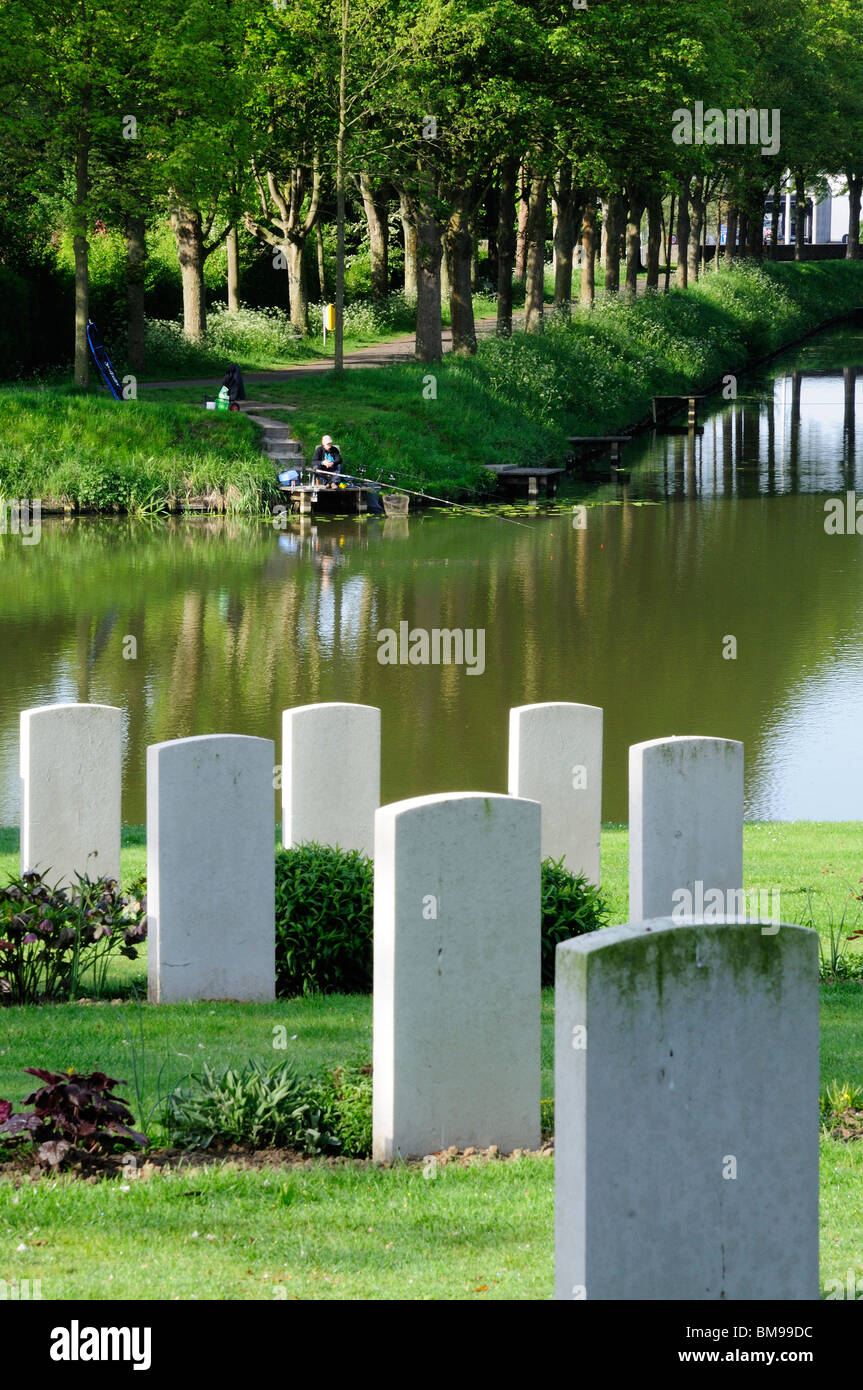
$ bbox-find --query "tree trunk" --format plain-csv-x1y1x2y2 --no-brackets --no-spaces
399,190,417,299
415,214,443,362
439,245,450,303
714,194,723,269
335,1,348,369
515,162,529,280
226,225,240,311
687,177,704,281
664,193,675,290
553,165,576,312
675,180,690,288
358,171,388,300
769,188,781,260
848,173,862,260
73,114,90,387
286,239,308,335
746,202,763,258
645,190,661,290
496,156,517,336
126,213,146,374
446,207,476,354
738,211,749,256
580,199,596,306
524,174,547,333
485,180,499,284
602,192,622,293
170,204,207,342
725,203,738,261
315,222,327,300
625,191,645,297
794,170,806,260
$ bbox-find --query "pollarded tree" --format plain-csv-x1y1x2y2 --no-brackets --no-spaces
378,0,548,358
239,0,337,336
146,0,250,341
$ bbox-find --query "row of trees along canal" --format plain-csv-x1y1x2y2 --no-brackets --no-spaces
2,0,863,383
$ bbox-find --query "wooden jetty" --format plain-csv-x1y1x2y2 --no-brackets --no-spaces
483,464,563,499
567,435,632,464
651,394,705,429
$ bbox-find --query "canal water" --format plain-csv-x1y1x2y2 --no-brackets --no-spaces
3,318,863,827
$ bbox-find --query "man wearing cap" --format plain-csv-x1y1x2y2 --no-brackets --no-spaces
311,434,343,486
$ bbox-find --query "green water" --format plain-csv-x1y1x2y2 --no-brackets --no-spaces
3,320,863,826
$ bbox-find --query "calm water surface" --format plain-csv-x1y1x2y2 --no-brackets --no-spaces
3,321,863,825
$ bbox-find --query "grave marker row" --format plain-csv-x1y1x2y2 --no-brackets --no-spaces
15,703,815,1297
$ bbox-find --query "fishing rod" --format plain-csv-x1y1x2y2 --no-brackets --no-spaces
342,470,537,530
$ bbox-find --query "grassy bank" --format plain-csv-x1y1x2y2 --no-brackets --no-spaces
0,392,278,515
169,259,863,500
4,261,863,509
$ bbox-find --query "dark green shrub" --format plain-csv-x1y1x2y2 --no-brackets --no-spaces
274,843,608,996
540,856,609,986
275,843,373,997
162,1059,340,1156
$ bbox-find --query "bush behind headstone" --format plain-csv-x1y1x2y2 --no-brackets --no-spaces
274,843,607,997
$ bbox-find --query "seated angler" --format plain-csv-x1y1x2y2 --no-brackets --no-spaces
311,434,343,486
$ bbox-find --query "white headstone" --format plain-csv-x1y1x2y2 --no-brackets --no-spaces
629,735,743,921
282,703,380,856
373,791,541,1161
20,702,122,887
555,916,819,1300
508,702,602,884
147,734,275,1003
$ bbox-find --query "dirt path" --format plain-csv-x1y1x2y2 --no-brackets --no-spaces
139,314,518,392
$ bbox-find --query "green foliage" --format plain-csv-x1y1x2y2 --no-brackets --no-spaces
308,1065,372,1158
162,1058,340,1155
274,843,608,997
804,875,863,981
275,844,373,998
0,871,147,1004
145,305,305,376
540,858,609,986
821,1078,863,1121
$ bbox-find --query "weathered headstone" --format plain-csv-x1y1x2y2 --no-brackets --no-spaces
508,702,603,884
282,702,380,856
555,916,819,1300
373,791,541,1161
147,734,275,1003
20,702,122,887
629,736,743,921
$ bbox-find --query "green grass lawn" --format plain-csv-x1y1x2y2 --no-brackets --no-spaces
1,820,861,1299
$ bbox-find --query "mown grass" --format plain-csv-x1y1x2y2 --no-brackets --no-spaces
1,818,861,1300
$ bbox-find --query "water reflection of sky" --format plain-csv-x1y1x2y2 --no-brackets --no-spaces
749,642,863,819
623,367,863,500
